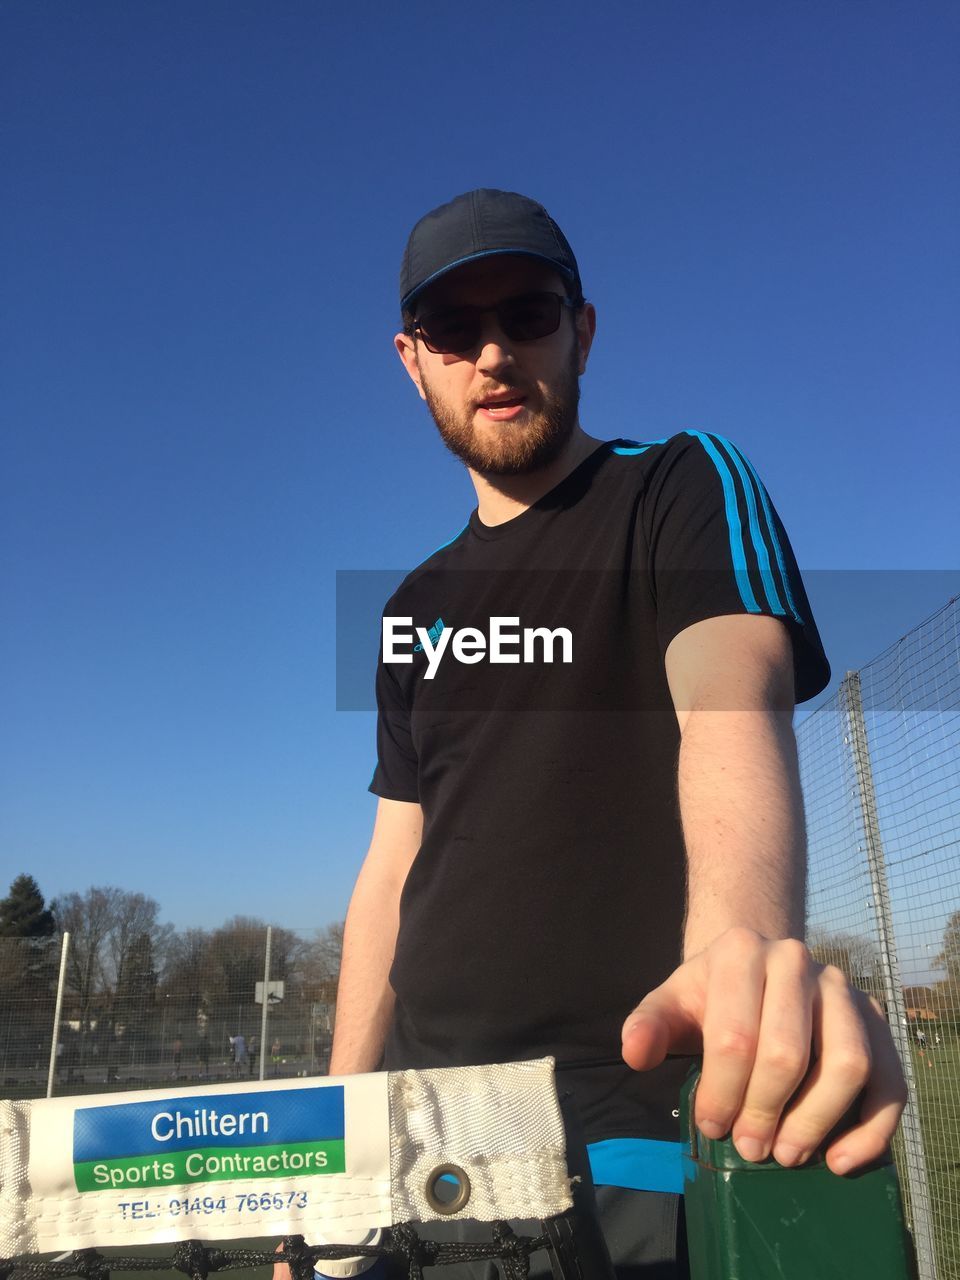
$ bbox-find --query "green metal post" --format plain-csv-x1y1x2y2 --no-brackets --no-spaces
681,1069,918,1280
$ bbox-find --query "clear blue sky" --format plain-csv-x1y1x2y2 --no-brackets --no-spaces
2,2,958,931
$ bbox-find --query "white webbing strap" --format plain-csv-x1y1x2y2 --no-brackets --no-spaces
0,1058,571,1258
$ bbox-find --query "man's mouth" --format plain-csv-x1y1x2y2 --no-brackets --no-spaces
476,394,528,421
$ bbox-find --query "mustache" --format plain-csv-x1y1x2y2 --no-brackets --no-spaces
472,380,529,405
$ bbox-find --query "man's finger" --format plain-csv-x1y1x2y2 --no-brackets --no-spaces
728,938,815,1161
768,966,873,1166
821,995,908,1175
694,929,766,1140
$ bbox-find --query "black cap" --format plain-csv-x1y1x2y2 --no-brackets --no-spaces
400,188,582,313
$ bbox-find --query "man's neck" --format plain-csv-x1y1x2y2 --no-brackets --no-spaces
469,426,602,527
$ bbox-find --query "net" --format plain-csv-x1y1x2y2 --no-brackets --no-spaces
0,1062,598,1280
0,1222,560,1280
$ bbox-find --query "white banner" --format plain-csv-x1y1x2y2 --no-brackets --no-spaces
0,1059,570,1258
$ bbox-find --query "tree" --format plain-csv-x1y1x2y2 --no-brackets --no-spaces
162,927,212,1017
105,892,172,1001
935,910,960,983
51,887,169,1057
0,876,59,1062
0,875,55,938
112,931,158,1065
52,888,118,1036
165,917,302,1045
903,986,936,1011
933,979,960,1033
305,922,344,989
807,927,882,1000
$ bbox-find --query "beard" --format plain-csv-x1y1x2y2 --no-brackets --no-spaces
419,342,582,477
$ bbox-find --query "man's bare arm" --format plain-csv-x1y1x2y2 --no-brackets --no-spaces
621,614,906,1174
329,797,423,1075
673,615,806,956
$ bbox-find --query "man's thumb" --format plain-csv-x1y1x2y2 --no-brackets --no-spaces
621,989,702,1071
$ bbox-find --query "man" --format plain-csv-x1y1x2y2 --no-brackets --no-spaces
197,1031,210,1077
330,190,906,1275
232,1031,247,1078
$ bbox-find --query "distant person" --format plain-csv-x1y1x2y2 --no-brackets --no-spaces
232,1032,247,1076
248,1033,258,1076
197,1034,210,1077
172,1035,183,1079
271,1038,282,1075
916,1028,927,1048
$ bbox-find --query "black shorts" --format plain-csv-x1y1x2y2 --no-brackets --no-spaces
401,1186,688,1280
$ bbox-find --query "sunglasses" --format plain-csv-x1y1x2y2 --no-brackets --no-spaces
413,291,576,355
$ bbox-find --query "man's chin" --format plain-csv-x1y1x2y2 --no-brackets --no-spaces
477,443,567,477
438,418,576,477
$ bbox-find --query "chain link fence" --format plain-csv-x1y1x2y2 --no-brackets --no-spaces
1,596,958,1274
800,594,960,1280
0,926,340,1100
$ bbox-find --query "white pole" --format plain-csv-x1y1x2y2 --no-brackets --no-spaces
47,932,70,1099
842,673,939,1280
259,926,272,1081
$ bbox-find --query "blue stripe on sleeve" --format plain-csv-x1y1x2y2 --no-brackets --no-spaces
709,435,787,617
727,445,804,624
611,437,668,455
682,430,761,613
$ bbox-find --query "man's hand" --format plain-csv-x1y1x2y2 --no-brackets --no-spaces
621,927,908,1174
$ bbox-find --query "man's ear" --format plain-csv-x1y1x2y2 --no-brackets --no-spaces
576,302,597,376
394,332,427,401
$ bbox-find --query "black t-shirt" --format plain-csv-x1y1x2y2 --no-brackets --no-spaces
369,432,830,1144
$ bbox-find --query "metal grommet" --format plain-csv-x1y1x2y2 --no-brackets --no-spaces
424,1163,471,1215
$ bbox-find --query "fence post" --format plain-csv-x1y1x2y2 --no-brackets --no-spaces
841,671,938,1280
259,926,272,1082
47,932,70,1100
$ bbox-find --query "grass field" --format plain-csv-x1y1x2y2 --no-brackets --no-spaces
913,1039,960,1279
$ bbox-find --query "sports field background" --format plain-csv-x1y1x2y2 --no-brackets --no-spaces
798,596,959,1279
915,1039,960,1278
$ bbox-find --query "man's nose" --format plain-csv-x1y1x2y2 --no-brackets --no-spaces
475,318,516,375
